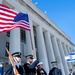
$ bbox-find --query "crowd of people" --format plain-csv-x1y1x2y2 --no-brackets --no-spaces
0,51,74,75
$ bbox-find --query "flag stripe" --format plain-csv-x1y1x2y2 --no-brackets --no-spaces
0,4,30,32
0,25,30,32
0,7,17,15
0,12,16,18
0,17,13,21
0,10,16,17
0,15,14,20
0,4,17,15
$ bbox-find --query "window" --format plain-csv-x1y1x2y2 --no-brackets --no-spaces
20,29,26,43
5,42,9,57
6,32,10,37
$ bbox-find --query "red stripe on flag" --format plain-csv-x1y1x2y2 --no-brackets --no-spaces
0,12,16,18
0,17,13,21
0,4,30,32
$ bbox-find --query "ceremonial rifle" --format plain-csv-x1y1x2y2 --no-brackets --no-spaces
6,49,19,75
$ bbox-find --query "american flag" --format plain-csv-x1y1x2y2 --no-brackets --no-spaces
0,4,30,32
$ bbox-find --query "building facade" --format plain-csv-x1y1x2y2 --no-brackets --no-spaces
0,0,75,74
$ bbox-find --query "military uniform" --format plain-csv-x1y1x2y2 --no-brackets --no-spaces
0,62,4,75
49,67,62,75
37,68,47,75
5,52,24,75
49,61,62,75
69,73,75,75
5,64,24,75
23,55,39,75
36,62,47,75
69,68,75,75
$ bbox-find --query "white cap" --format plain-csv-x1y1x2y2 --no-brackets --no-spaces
37,62,43,66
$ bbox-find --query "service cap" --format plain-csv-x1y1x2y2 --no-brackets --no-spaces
37,62,43,66
51,61,57,64
12,52,21,58
25,54,33,59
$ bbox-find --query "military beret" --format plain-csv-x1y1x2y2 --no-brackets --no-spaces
51,61,57,64
12,52,21,58
25,54,33,59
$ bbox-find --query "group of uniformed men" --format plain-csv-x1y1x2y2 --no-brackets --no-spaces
4,51,62,75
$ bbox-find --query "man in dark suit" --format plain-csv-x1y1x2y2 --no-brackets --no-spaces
5,52,24,75
49,61,62,75
23,54,39,75
36,62,47,75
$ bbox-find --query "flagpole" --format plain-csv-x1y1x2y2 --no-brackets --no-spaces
29,29,38,75
27,13,35,58
29,30,34,57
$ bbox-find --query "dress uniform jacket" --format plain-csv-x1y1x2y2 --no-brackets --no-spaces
69,73,75,75
49,67,62,75
23,60,38,75
0,66,3,75
37,68,47,75
5,64,24,75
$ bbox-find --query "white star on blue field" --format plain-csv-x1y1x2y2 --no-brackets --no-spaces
32,0,75,44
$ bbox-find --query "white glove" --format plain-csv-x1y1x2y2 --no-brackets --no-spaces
33,59,36,62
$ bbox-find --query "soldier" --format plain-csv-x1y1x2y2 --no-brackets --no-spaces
23,54,39,75
49,61,62,75
5,52,24,75
69,68,75,75
36,62,47,75
0,62,4,75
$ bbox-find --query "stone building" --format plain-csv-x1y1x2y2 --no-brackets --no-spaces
0,0,75,74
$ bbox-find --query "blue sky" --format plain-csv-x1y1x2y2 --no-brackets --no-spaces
32,0,75,44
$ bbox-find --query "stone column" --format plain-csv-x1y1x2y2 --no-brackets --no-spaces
51,36,65,75
44,31,55,69
68,46,73,67
36,26,49,73
66,45,72,68
57,40,69,75
10,28,21,53
63,44,72,69
29,19,36,58
0,0,2,3
25,30,32,55
10,28,21,63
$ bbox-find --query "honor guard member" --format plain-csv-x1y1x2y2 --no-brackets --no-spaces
0,62,4,75
49,61,62,75
5,52,24,75
69,68,75,75
37,62,47,75
23,54,39,75
69,68,73,75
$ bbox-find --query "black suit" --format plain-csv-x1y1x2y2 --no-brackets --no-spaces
23,60,38,75
49,67,62,75
37,68,47,75
5,64,24,75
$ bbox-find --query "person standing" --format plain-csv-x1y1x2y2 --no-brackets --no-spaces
69,68,75,75
49,61,62,75
36,62,47,75
5,52,24,75
0,62,4,75
23,54,39,75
